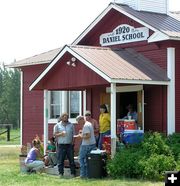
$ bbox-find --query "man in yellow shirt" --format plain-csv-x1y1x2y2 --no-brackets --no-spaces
98,104,111,149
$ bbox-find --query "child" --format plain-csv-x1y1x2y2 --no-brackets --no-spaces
25,138,45,173
44,136,57,167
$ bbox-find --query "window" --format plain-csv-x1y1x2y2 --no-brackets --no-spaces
50,91,62,119
68,91,80,118
49,91,81,120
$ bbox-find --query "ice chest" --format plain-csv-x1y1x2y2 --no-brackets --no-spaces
123,130,144,144
117,119,136,134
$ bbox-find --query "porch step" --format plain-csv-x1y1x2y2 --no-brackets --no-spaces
44,166,80,177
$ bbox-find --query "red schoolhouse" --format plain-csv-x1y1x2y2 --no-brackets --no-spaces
10,0,180,155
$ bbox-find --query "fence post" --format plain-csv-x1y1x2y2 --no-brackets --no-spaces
6,125,10,141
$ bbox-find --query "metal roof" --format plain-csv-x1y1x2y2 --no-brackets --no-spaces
30,45,169,90
114,3,180,39
8,48,61,68
70,45,168,82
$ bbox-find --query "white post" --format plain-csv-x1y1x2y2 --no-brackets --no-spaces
110,83,116,158
167,48,175,135
20,70,23,146
83,90,87,115
43,90,48,155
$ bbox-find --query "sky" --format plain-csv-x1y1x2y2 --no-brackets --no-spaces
0,0,180,64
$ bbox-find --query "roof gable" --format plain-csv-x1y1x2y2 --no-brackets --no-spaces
29,45,169,91
72,3,180,45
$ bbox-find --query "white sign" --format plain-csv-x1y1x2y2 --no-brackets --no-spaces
100,24,149,46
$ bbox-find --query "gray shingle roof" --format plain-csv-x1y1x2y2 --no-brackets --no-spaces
114,3,180,38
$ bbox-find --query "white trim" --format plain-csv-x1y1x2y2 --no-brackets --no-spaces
43,90,48,155
112,4,157,33
110,83,116,158
72,5,113,45
110,79,169,85
79,91,82,116
62,91,67,113
142,90,145,132
83,90,87,115
167,48,175,135
148,31,170,43
29,46,112,91
29,46,67,91
67,47,111,82
20,71,23,146
48,118,58,124
72,3,171,45
106,85,143,93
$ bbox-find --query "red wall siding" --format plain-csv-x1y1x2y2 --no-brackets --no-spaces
79,9,148,47
21,64,48,145
144,85,167,133
36,53,109,90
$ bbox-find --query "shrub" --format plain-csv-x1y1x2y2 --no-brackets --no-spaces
139,154,176,181
166,133,180,161
107,132,177,181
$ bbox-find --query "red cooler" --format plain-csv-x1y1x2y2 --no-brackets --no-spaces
124,120,136,130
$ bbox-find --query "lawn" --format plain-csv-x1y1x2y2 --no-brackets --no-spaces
0,128,20,145
0,146,164,186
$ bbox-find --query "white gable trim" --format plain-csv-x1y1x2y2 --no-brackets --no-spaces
72,4,113,45
148,31,170,43
29,45,169,91
29,45,111,91
29,46,67,91
66,47,111,82
72,3,170,45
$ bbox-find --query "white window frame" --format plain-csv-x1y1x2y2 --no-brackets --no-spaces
48,91,82,124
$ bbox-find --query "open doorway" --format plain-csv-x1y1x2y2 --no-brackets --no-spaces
116,92,137,119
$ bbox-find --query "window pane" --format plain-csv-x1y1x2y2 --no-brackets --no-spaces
50,91,62,119
51,91,60,104
70,91,80,118
50,105,60,119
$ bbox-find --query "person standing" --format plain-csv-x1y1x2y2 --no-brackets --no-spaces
76,115,96,178
98,104,111,150
84,110,99,146
54,113,76,178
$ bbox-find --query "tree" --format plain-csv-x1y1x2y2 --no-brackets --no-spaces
0,65,20,128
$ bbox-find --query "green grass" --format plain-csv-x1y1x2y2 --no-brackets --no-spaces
0,128,20,145
0,146,164,186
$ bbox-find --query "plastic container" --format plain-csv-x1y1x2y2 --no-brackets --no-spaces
123,130,144,144
87,153,107,178
19,154,28,173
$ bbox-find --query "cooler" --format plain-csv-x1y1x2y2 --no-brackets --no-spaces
102,135,111,155
123,130,144,144
117,119,136,134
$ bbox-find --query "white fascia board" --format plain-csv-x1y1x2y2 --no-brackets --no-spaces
66,47,111,82
148,31,169,43
112,4,157,32
72,5,113,45
106,85,143,93
110,79,169,85
29,45,68,91
29,45,111,91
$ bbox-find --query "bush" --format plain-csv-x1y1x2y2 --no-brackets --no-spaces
107,132,177,181
166,133,180,161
